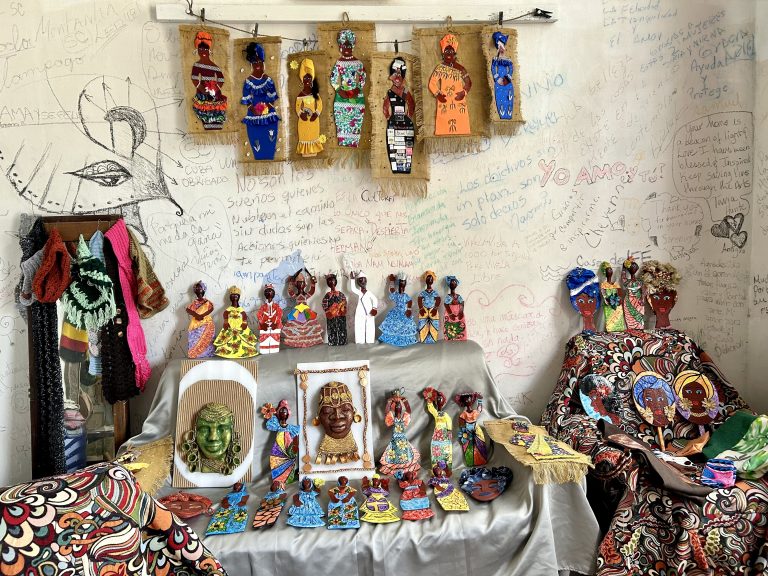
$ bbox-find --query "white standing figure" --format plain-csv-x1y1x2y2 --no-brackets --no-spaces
349,271,379,343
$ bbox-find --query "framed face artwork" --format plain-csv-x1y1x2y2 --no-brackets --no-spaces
295,360,375,480
173,359,257,488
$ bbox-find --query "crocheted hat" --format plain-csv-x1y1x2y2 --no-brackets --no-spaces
61,235,117,331
59,319,89,363
32,227,72,303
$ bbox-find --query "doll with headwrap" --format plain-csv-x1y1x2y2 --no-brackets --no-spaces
257,283,282,354
321,272,348,346
428,33,472,135
640,260,681,329
444,275,466,340
185,280,216,358
622,256,645,330
214,286,259,358
633,371,676,450
191,30,228,130
262,399,300,485
490,31,514,119
455,392,488,467
295,58,325,157
241,42,280,160
283,268,324,348
383,57,416,173
566,267,601,332
379,389,421,476
378,272,417,347
330,28,367,147
599,262,626,332
673,370,718,434
417,270,441,343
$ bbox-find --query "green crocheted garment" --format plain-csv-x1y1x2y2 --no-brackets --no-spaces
61,235,117,330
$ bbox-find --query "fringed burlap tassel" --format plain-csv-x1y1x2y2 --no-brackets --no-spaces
179,25,238,141
530,460,592,485
117,436,174,496
481,26,525,136
234,36,287,175
377,177,428,198
413,25,491,155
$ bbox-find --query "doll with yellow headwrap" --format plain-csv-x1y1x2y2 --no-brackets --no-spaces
295,58,325,157
417,270,442,343
428,33,472,136
214,286,259,358
190,30,228,130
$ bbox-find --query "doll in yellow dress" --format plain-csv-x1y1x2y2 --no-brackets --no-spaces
429,461,469,511
359,474,400,524
295,58,324,157
213,286,258,358
423,387,452,469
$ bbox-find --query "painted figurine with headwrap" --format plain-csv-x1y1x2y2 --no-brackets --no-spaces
321,272,347,346
490,31,514,119
262,400,300,485
429,461,469,512
191,30,228,130
287,477,325,528
417,270,441,344
349,270,378,343
256,284,282,354
673,370,718,435
241,41,280,160
283,268,324,348
598,262,626,332
423,387,453,468
330,28,367,147
360,474,400,523
379,389,421,476
455,392,488,466
443,275,466,340
640,260,681,329
378,272,417,347
428,33,472,135
295,58,325,157
632,371,676,450
383,57,416,173
566,267,601,332
213,286,258,358
622,256,645,330
185,281,216,358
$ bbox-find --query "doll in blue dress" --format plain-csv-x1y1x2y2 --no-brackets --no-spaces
206,483,250,535
287,477,325,528
490,31,514,120
241,42,280,160
378,272,417,347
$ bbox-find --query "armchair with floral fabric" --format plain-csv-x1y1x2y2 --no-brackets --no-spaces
540,328,768,575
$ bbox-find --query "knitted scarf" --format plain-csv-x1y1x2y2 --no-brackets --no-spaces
126,228,169,319
61,235,117,331
32,227,71,303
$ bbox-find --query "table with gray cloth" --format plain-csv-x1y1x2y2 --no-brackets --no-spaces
130,340,599,575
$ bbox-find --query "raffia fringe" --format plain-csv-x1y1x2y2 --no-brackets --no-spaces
530,461,591,485
118,436,173,496
410,55,425,141
328,149,366,169
240,161,284,176
491,120,525,136
378,177,428,198
291,157,333,172
190,131,238,145
425,136,484,155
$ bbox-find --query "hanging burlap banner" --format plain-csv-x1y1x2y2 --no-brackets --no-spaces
234,37,286,176
180,25,237,143
413,25,491,154
482,26,524,135
286,50,332,171
317,22,376,168
369,51,430,197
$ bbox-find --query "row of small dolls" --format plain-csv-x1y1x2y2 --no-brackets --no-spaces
186,270,467,359
566,257,681,333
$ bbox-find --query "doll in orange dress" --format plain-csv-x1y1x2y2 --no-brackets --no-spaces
428,34,472,135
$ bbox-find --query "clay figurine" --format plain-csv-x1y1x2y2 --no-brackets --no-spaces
396,471,434,521
256,283,283,354
640,260,681,329
673,370,718,435
330,28,367,147
241,42,280,160
379,388,421,476
360,474,400,524
262,400,300,485
181,402,242,474
428,33,471,135
206,483,249,535
283,268,324,347
190,31,228,130
598,262,626,332
158,492,213,519
295,58,325,157
429,461,469,512
378,272,417,347
443,275,466,340
327,476,360,529
383,57,416,174
287,477,325,528
490,31,514,119
622,256,645,330
349,270,378,343
633,371,676,450
423,387,453,469
578,374,621,425
455,392,489,467
566,267,601,333
185,281,216,358
213,286,259,358
252,481,287,529
417,270,441,344
321,272,348,346
314,381,361,465
459,466,513,502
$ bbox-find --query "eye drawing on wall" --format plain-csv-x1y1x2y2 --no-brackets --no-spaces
2,75,182,243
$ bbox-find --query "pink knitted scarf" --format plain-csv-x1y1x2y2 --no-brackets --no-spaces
105,219,151,390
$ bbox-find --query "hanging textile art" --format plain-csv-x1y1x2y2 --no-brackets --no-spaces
287,50,332,170
481,26,524,135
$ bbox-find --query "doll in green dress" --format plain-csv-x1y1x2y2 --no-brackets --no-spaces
599,262,626,332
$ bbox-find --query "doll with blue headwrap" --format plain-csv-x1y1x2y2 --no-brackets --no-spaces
378,272,417,347
633,371,676,450
566,267,601,332
490,31,514,120
241,42,280,160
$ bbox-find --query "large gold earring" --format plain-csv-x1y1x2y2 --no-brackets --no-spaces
312,417,320,426
353,413,362,423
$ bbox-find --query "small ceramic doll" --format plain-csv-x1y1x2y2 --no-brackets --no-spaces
396,470,434,521
378,272,417,347
417,270,441,344
599,262,626,332
490,31,514,119
640,260,681,329
359,474,400,524
256,283,283,354
428,33,472,136
349,270,378,343
673,370,718,435
429,461,469,512
287,477,325,528
262,400,300,485
190,31,228,130
633,371,676,450
213,286,259,358
185,280,215,358
321,272,348,346
578,374,621,425
455,392,489,467
459,466,513,502
622,256,645,330
252,481,287,529
241,42,280,160
383,57,416,174
330,28,367,147
295,58,324,157
327,476,360,529
283,268,324,347
443,275,467,340
158,492,213,520
206,483,250,535
565,267,601,332
379,388,421,476
423,387,453,469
